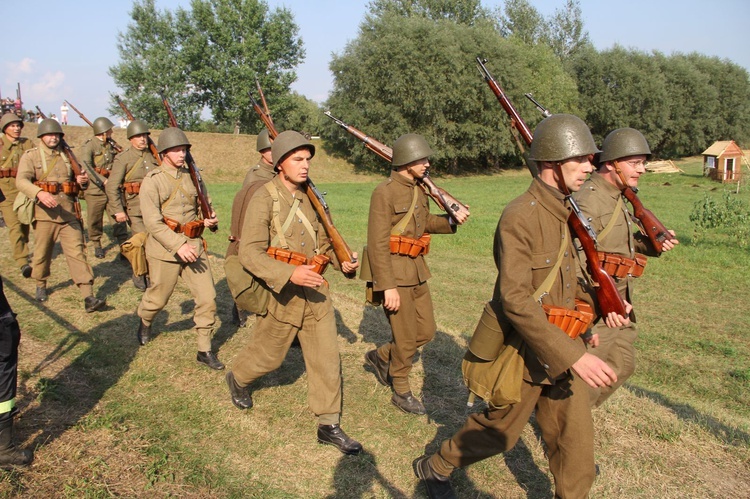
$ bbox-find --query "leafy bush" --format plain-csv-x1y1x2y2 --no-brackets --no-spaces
690,190,750,247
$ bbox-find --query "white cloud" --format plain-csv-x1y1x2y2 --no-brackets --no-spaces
29,71,66,102
4,58,36,80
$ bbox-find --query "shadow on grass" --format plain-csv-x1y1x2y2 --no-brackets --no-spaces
629,384,750,447
327,450,408,499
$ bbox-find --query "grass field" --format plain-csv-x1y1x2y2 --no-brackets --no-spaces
0,126,748,497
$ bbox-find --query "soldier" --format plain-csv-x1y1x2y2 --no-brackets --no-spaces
0,113,34,278
226,128,276,327
364,134,467,415
15,119,105,311
413,115,631,498
225,131,362,455
78,117,127,259
574,128,678,407
106,119,159,290
135,127,223,370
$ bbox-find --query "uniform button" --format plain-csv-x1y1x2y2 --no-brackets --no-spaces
300,231,305,236
566,283,571,288
543,364,550,369
545,259,551,264
298,219,302,223
565,266,570,271
564,251,568,257
530,201,536,206
301,242,305,247
269,285,274,289
566,298,571,303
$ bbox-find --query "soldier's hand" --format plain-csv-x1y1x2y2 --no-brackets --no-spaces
604,301,632,328
341,251,359,274
203,215,218,228
290,265,324,288
176,242,198,263
114,212,129,223
571,352,617,389
383,288,400,312
662,230,679,251
76,172,89,187
36,191,58,208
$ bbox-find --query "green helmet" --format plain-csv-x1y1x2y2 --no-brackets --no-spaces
271,130,315,170
92,117,115,135
391,133,433,167
37,118,64,137
256,128,271,152
157,127,191,153
598,127,651,164
126,119,151,139
0,112,23,132
528,114,599,162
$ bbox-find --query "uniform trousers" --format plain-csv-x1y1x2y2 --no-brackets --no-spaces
587,321,638,407
127,214,146,235
377,282,436,393
0,179,30,268
138,253,216,352
430,374,596,499
84,189,128,248
232,303,342,425
31,220,94,298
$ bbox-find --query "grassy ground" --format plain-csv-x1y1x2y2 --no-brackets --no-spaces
0,128,748,497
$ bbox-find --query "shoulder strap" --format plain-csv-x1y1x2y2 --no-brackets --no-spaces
265,182,301,249
533,225,569,302
597,194,624,243
125,155,147,182
390,185,419,236
159,172,190,211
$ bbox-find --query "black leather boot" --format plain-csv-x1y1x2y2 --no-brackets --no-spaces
413,456,456,499
137,320,151,346
317,424,362,455
20,265,32,279
84,296,106,313
0,419,33,469
196,351,225,370
365,349,392,387
225,372,253,409
132,274,147,291
392,391,426,415
231,303,248,328
35,286,47,302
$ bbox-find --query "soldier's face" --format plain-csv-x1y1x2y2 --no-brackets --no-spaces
278,148,312,185
260,148,273,166
559,155,593,192
41,133,61,148
162,145,187,167
130,133,149,151
3,122,22,140
405,157,429,180
613,155,647,188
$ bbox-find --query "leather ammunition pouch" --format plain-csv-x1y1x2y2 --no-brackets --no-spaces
34,181,61,194
266,246,330,275
598,252,647,278
163,217,205,238
0,168,18,178
94,166,110,178
389,233,431,258
61,181,80,195
123,181,141,194
542,299,594,339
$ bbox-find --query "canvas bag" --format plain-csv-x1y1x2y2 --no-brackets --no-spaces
224,254,270,315
12,192,34,225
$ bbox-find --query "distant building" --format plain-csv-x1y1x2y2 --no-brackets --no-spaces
702,140,744,183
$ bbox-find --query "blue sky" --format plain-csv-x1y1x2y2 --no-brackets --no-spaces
3,0,748,125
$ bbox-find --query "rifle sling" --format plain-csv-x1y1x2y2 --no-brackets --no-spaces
533,225,569,302
390,186,419,236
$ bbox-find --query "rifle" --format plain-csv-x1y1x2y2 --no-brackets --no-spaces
248,88,357,277
115,96,161,165
160,95,218,232
256,78,272,124
35,106,86,230
64,100,123,153
476,57,626,317
16,83,22,117
324,111,470,224
523,94,676,255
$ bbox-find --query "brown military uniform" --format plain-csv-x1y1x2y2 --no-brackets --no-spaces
136,164,217,352
78,137,127,248
429,178,597,498
226,164,275,258
233,175,343,425
574,172,658,407
367,171,454,393
0,135,33,268
15,144,96,297
105,145,159,234
241,161,275,189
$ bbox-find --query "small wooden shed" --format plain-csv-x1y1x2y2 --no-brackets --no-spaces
702,140,743,183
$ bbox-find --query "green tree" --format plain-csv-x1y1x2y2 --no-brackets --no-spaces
367,0,488,24
496,0,544,45
542,0,590,61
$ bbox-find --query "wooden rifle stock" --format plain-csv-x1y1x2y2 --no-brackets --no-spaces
477,58,626,317
249,90,357,277
160,95,217,232
65,100,123,153
323,111,470,224
115,96,162,165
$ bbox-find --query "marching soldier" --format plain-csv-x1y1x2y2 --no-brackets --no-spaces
0,113,34,278
135,127,223,370
15,119,106,311
226,131,362,455
574,127,678,407
78,117,128,258
106,119,159,290
364,134,467,415
242,128,274,188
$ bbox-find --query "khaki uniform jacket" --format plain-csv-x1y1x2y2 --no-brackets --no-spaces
0,136,33,199
16,144,83,224
105,146,159,217
242,162,275,189
573,173,659,304
238,175,337,328
78,137,116,194
226,170,275,257
367,171,454,291
140,164,207,262
493,178,590,384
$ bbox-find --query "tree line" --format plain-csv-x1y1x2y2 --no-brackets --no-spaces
110,0,750,174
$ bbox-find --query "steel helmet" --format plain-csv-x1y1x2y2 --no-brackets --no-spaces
391,133,433,167
271,130,315,170
598,127,651,164
92,117,115,135
37,118,64,137
126,119,151,139
528,114,599,162
256,128,271,152
157,127,191,153
0,113,23,132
